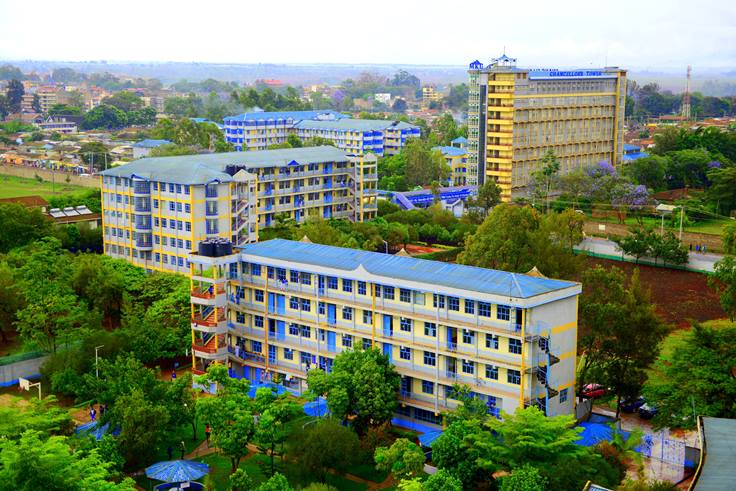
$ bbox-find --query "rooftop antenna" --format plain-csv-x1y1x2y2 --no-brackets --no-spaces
682,65,692,120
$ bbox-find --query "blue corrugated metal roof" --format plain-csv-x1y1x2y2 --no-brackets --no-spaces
294,119,419,132
451,136,468,144
224,110,349,123
623,152,649,161
623,143,641,152
238,239,578,299
434,146,467,157
132,139,171,148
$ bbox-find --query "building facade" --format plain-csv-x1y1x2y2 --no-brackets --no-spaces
467,55,626,200
189,239,581,424
223,110,420,156
99,147,378,274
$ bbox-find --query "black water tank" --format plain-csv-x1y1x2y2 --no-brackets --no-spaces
218,241,233,256
198,240,215,257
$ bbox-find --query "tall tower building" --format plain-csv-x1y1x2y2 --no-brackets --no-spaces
467,55,627,201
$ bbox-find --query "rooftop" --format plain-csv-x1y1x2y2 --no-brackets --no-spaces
132,139,171,148
224,110,349,123
294,118,419,132
238,239,578,300
433,145,467,157
693,417,736,491
99,146,350,185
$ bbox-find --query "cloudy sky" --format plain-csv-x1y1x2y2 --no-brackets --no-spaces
0,0,734,71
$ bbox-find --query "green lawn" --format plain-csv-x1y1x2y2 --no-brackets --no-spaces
0,174,91,199
591,214,731,236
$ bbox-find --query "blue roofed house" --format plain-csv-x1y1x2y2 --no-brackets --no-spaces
132,139,171,159
434,145,469,186
622,143,649,162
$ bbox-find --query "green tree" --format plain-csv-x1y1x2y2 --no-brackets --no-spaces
229,468,253,491
0,261,21,342
470,181,502,217
6,79,24,113
256,473,293,491
499,465,548,491
288,419,360,481
102,91,145,112
31,94,42,113
0,396,74,438
306,348,400,432
423,469,463,491
431,419,489,488
644,324,736,428
286,133,303,148
0,64,24,80
81,104,128,130
404,139,448,187
0,203,53,253
623,155,668,191
724,222,736,255
0,430,135,490
254,392,303,475
374,438,425,480
710,256,736,320
166,372,198,441
579,267,668,417
48,103,82,116
614,225,655,263
707,165,736,215
532,150,560,212
110,388,169,468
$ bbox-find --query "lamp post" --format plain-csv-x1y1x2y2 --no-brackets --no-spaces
95,345,104,378
381,239,388,254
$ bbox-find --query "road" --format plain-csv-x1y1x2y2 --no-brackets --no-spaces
575,237,721,273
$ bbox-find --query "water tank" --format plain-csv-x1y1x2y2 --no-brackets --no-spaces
198,240,215,257
216,241,233,256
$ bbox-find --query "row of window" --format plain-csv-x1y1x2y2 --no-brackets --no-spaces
107,244,188,267
102,176,192,195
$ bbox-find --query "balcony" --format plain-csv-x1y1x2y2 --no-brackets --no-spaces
135,234,153,250
205,206,219,217
191,285,225,299
133,198,151,213
132,181,150,195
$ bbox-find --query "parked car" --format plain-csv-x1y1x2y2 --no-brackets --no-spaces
620,396,646,413
638,403,658,419
581,383,606,399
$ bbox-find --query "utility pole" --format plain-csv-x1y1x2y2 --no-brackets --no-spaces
679,205,685,241
95,345,104,378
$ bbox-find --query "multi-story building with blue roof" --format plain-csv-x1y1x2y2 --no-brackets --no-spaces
99,146,377,274
434,146,468,185
223,109,420,155
189,238,581,424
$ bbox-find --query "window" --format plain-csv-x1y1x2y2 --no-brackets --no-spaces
153,199,159,209
433,294,445,309
184,203,190,213
169,202,175,211
414,407,442,425
251,264,261,276
318,302,326,315
284,348,294,360
342,334,352,347
478,302,491,318
252,341,262,353
486,364,499,380
184,185,190,195
363,310,372,325
363,338,372,350
508,369,521,385
176,202,182,212
383,286,395,300
399,346,411,360
290,297,300,310
462,329,475,344
267,267,275,279
254,290,264,302
300,298,310,311
497,305,511,321
423,351,436,366
448,296,460,311
277,268,286,281
161,218,167,227
300,325,311,338
254,315,264,327
422,380,434,395
300,352,311,365
290,270,300,283
485,334,499,350
559,388,568,403
462,360,474,375
327,277,338,289
424,322,437,337
399,288,411,303
400,317,412,332
509,338,522,355
300,272,311,285
358,281,366,295
289,324,299,336
342,306,353,320
342,279,352,292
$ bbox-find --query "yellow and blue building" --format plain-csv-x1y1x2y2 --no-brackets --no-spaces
189,239,581,425
467,54,627,201
99,146,378,274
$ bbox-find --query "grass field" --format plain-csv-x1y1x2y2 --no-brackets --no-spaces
593,214,731,236
0,174,90,199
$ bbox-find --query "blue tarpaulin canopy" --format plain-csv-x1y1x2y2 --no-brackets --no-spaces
303,396,330,417
418,430,444,447
576,422,642,452
247,382,287,399
74,421,120,441
145,460,209,483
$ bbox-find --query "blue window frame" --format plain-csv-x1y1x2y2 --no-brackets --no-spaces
327,277,338,289
284,348,294,360
433,294,445,309
252,341,262,353
462,329,475,344
169,202,175,211
465,300,475,314
185,222,191,232
342,279,352,292
318,302,325,315
509,338,522,354
383,286,395,300
168,183,175,193
289,324,299,336
176,202,182,212
300,352,311,365
358,281,366,295
300,298,311,311
448,296,460,311
399,288,411,303
400,317,412,332
423,351,436,366
424,322,436,337
478,302,491,318
254,315,264,327
290,270,300,283
399,346,411,360
184,185,190,195
560,388,568,403
342,334,352,347
508,369,521,385
486,364,498,380
363,310,372,324
290,297,299,310
422,380,434,395
301,325,311,338
342,306,353,320
486,334,499,349
497,305,511,321
254,290,264,302
300,272,311,285
462,360,474,374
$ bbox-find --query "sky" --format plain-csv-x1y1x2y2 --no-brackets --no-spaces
0,0,734,72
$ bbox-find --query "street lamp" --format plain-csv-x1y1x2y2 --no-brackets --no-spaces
95,345,104,378
381,239,388,254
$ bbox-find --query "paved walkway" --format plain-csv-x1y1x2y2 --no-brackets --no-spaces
576,236,722,272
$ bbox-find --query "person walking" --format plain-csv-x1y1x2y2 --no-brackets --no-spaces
90,406,96,422
171,370,177,381
205,424,211,447
179,440,186,459
689,243,692,251
703,245,707,254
